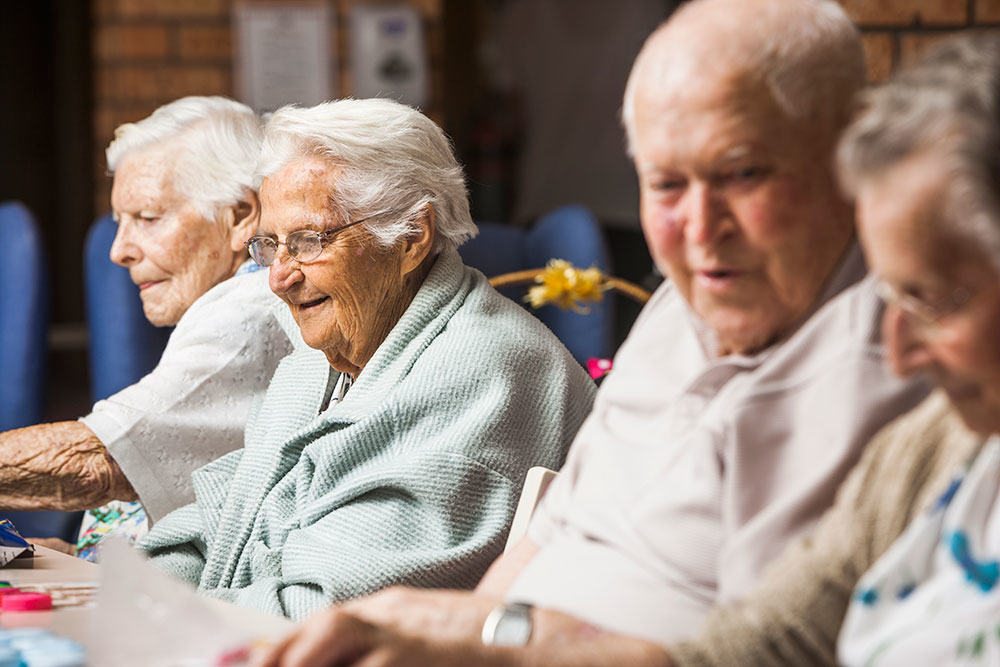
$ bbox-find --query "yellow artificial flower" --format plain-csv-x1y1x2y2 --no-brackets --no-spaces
526,259,608,313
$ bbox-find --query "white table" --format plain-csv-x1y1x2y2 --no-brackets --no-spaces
1,546,292,663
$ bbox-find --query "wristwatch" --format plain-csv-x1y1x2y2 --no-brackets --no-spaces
481,602,534,647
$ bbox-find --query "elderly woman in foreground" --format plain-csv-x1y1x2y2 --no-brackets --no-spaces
255,33,1000,667
0,97,292,558
141,98,595,620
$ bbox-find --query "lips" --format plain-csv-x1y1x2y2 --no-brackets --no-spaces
699,268,739,279
296,296,329,311
137,279,165,292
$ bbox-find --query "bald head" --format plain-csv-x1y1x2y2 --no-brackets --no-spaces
623,0,864,152
624,0,864,356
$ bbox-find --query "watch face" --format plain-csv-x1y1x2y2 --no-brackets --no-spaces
484,603,533,647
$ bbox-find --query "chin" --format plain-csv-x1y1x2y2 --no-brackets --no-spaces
954,409,1000,437
947,392,1000,436
299,328,333,352
704,311,784,356
141,303,180,327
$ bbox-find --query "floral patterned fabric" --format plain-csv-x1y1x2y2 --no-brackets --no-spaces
839,437,1000,666
76,501,148,562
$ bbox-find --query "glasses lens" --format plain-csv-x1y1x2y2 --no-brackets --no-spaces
287,231,323,262
878,281,943,336
248,238,277,266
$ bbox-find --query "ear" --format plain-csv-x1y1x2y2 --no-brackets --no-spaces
399,204,436,277
228,189,261,253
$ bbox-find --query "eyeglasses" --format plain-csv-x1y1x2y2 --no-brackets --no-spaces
875,280,973,337
246,215,375,267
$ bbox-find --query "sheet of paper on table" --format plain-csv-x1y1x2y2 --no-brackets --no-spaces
84,539,264,666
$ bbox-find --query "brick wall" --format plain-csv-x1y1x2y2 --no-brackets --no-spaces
840,0,1000,82
91,0,442,214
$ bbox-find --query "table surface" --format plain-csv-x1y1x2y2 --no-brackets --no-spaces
1,546,293,662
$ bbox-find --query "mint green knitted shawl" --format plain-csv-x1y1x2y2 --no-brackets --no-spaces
140,247,595,620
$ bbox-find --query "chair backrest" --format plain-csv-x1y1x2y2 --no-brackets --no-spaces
0,202,84,541
84,213,171,402
459,205,613,365
0,201,48,429
504,466,558,553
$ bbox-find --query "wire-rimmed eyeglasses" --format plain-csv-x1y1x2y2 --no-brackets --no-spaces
246,214,377,267
875,279,973,337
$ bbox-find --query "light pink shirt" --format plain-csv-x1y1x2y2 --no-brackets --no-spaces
508,246,930,645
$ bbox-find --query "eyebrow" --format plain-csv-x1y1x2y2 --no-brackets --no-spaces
718,145,752,162
637,141,764,175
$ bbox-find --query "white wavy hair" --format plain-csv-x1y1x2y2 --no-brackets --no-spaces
838,34,1000,268
106,96,262,221
256,98,477,253
622,0,864,153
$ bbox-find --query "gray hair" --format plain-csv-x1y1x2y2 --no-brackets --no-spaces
838,33,1000,266
106,96,262,221
256,98,477,254
622,0,864,152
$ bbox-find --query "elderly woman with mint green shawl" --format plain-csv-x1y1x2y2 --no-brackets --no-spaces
139,98,596,621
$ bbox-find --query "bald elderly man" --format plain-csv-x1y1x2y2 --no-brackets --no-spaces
257,0,929,664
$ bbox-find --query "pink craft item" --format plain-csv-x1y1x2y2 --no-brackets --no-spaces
587,357,613,380
1,592,52,612
0,587,21,599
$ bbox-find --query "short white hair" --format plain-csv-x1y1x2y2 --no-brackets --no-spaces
622,0,864,152
106,96,262,221
256,98,477,253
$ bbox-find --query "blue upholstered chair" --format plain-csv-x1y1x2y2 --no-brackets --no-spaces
0,202,83,541
84,213,171,402
459,205,613,366
0,201,48,430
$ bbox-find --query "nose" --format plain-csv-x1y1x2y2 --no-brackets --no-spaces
882,304,935,377
268,250,303,297
682,182,730,246
109,218,140,267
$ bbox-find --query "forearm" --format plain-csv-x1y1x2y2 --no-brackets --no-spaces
428,635,673,667
419,604,671,666
525,610,672,666
0,421,137,510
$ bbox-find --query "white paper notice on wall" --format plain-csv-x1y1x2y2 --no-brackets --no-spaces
235,2,335,113
349,4,428,108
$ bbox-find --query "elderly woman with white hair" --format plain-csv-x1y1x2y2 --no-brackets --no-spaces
0,97,293,559
140,98,595,620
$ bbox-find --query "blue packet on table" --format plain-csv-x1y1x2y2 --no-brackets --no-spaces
0,628,85,667
0,519,34,568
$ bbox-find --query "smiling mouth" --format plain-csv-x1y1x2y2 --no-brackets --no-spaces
298,297,329,311
698,269,742,280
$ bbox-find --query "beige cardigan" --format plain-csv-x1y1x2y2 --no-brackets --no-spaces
671,391,984,666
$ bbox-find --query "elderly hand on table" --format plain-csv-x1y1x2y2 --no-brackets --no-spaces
254,598,671,667
343,587,498,641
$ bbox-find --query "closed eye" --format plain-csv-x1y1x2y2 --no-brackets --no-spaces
651,178,686,192
719,165,771,185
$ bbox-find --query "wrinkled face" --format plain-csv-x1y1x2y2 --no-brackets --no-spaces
857,154,1000,435
110,147,241,326
631,75,854,355
259,156,409,375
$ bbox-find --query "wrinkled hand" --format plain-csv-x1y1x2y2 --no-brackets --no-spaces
342,586,498,642
252,609,491,667
253,607,674,667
